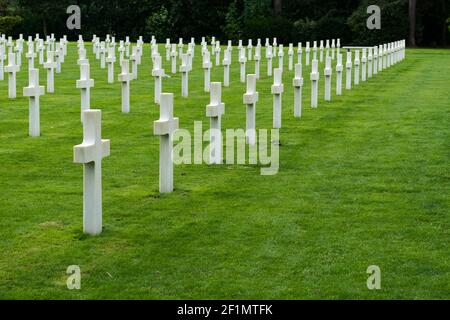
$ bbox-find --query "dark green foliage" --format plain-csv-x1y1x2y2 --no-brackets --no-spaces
0,15,22,34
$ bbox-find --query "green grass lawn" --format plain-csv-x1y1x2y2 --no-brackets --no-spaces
0,43,449,299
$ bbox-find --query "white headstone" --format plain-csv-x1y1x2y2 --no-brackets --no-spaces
76,63,94,122
247,39,253,61
243,74,259,145
215,41,221,66
354,50,360,86
165,39,171,61
180,53,189,97
118,59,132,113
154,93,179,193
167,44,176,75
43,51,56,93
254,45,261,79
106,46,116,84
0,45,5,81
310,59,319,108
368,47,373,79
336,53,343,96
73,109,110,236
305,42,310,66
206,82,225,163
23,68,45,136
278,45,284,71
266,45,273,76
130,46,138,80
331,39,336,60
319,40,324,62
202,50,212,92
5,52,19,98
324,56,332,101
25,39,36,71
239,48,247,83
271,68,284,128
345,51,352,90
288,43,294,71
361,48,367,82
223,48,231,87
293,63,303,117
152,55,165,104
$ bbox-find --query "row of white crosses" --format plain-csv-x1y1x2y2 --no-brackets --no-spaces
4,34,405,236
0,33,68,100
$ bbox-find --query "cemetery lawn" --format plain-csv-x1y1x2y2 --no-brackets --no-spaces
0,45,449,300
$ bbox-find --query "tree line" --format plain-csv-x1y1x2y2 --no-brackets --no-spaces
0,0,449,47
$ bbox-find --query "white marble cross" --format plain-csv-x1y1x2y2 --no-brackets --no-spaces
76,63,94,122
288,44,294,71
354,50,360,86
73,109,110,236
100,42,106,69
247,39,253,61
154,93,179,193
118,41,125,64
206,82,225,163
378,45,383,72
106,47,116,84
136,42,143,66
178,38,184,57
25,39,36,71
78,47,88,65
278,45,284,71
243,74,259,145
5,53,19,98
0,45,5,81
23,68,45,136
361,48,367,82
271,68,284,128
165,39,171,61
326,39,330,58
37,39,45,65
223,48,231,87
305,42,310,66
180,53,189,97
130,46,138,80
336,53,344,96
14,42,22,69
215,41,221,66
313,41,318,61
55,47,62,74
44,51,56,93
125,36,130,58
266,45,273,76
297,43,302,64
345,51,352,90
118,59,132,113
293,63,304,117
202,50,212,92
368,47,373,78
166,44,175,74
331,39,336,60
254,46,261,79
239,48,247,83
319,40,324,62
324,56,332,101
152,55,165,104
373,46,378,75
310,59,319,108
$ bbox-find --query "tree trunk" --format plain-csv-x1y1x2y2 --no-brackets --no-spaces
409,0,417,47
274,0,282,16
